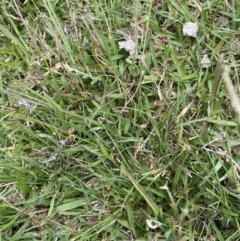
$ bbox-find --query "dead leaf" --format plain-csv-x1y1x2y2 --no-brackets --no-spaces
153,232,163,241
54,62,62,70
176,102,192,122
86,217,98,225
154,100,165,107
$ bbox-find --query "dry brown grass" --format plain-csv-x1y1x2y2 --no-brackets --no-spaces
222,65,240,122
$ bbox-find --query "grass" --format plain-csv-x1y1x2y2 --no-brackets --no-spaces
0,0,240,240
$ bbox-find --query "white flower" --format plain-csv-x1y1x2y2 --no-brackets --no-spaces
183,22,199,38
118,37,136,56
201,54,211,68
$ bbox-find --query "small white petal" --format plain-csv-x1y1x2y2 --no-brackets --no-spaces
160,183,169,190
146,219,158,229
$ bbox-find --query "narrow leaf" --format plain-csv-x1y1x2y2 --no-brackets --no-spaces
124,170,159,216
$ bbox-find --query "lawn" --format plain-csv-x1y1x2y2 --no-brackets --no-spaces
0,0,240,240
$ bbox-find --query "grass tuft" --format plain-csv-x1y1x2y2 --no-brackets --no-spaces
0,0,240,240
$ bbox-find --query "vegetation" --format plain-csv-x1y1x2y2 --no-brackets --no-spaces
0,0,240,240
